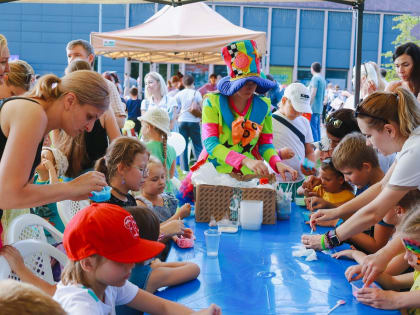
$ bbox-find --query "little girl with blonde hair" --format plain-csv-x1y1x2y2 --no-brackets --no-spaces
140,107,177,194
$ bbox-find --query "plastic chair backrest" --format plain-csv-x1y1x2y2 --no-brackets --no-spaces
0,239,68,284
6,213,63,244
171,177,182,190
56,199,90,226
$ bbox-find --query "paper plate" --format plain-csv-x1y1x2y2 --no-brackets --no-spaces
168,132,186,156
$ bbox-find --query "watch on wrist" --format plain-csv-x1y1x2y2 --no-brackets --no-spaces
327,229,341,248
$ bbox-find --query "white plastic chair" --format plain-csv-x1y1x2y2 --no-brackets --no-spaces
56,199,90,226
6,213,63,244
171,176,182,190
0,239,68,284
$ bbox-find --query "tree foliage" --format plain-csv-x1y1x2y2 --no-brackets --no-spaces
382,15,420,81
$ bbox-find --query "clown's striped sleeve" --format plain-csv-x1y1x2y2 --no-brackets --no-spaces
258,109,281,173
201,98,246,170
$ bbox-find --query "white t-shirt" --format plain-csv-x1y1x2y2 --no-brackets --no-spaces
388,126,420,190
272,112,314,182
141,95,176,113
53,281,138,315
175,88,202,123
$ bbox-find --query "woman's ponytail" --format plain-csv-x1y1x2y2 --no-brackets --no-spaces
395,87,420,138
29,74,62,101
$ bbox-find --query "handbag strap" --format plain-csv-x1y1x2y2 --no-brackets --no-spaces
272,114,306,146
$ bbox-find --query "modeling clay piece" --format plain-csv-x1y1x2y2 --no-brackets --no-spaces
302,158,316,170
174,228,195,248
89,186,111,202
175,236,195,248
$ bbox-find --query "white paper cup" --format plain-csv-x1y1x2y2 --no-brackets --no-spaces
240,200,263,230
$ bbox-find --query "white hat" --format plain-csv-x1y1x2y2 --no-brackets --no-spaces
283,83,312,114
139,107,171,136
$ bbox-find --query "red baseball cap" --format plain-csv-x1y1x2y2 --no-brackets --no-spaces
63,203,164,263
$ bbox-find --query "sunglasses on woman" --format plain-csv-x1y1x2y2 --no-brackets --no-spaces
325,115,343,128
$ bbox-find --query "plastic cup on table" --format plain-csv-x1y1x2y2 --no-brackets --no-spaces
204,229,221,257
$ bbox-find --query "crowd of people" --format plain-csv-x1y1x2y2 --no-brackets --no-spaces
0,31,420,314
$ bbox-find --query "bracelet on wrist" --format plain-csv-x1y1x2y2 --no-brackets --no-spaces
323,232,332,249
326,229,341,248
321,234,327,250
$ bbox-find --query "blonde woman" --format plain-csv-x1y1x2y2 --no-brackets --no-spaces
0,60,34,98
0,34,10,84
141,72,176,116
0,70,109,247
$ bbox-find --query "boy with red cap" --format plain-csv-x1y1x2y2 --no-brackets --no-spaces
53,203,220,315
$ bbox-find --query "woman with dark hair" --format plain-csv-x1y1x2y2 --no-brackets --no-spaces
387,42,420,100
325,109,360,150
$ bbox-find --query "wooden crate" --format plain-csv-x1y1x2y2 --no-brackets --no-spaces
194,184,276,224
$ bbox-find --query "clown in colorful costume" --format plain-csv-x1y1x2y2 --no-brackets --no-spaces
191,39,297,179
201,92,280,174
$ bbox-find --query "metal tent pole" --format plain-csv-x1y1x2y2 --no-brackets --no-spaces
98,4,103,74
353,1,364,108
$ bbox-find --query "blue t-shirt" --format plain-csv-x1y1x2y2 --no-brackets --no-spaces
310,74,326,114
126,99,141,120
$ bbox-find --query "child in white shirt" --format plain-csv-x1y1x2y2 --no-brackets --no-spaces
272,83,316,198
52,203,220,315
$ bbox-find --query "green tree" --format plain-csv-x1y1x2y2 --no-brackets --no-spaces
382,15,420,81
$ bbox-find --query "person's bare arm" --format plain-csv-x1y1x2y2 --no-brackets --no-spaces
385,80,403,93
310,180,385,228
310,88,317,105
127,288,221,315
332,249,367,264
335,186,408,243
0,100,107,209
304,143,316,162
146,261,200,293
0,246,57,296
169,160,176,179
101,108,121,142
44,160,59,185
375,272,413,290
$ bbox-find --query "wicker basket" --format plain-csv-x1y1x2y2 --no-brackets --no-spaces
194,184,276,224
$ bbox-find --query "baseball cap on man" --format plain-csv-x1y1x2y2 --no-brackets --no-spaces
63,203,164,263
284,83,312,114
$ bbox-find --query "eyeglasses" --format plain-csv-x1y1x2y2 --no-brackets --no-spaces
325,115,343,128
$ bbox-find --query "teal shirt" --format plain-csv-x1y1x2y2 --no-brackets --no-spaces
310,74,326,114
146,141,177,194
33,174,65,233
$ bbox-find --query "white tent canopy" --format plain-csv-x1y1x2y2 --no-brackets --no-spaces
11,0,361,4
90,2,266,64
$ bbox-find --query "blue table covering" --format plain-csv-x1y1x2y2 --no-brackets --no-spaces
155,203,400,315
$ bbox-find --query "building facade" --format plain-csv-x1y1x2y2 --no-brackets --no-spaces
0,0,416,90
